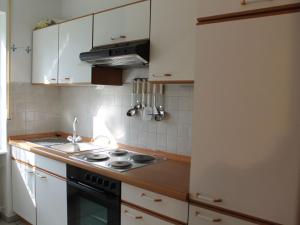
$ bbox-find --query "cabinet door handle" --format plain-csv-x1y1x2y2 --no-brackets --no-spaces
195,211,222,223
111,35,126,41
140,193,162,202
152,74,172,78
241,0,273,5
26,170,35,174
196,193,222,203
124,210,143,219
64,77,71,80
51,78,56,81
35,173,47,179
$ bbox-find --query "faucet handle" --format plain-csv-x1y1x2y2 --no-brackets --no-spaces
75,136,82,143
67,136,74,142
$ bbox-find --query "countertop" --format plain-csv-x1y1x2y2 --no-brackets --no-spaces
9,132,190,201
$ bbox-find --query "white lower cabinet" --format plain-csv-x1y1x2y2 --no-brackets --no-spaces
12,160,36,225
121,204,174,225
36,169,67,225
189,205,256,225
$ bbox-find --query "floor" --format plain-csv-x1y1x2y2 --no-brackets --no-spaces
0,220,24,225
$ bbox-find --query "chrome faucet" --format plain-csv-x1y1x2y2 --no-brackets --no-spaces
67,117,82,144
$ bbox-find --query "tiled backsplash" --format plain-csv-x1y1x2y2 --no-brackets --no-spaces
8,82,61,135
8,81,193,156
60,84,193,156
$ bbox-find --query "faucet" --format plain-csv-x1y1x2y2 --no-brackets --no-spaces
67,117,82,144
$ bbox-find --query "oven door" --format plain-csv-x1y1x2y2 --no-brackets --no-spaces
67,180,120,225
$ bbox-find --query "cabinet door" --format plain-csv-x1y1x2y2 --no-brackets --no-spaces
121,204,174,225
149,0,197,82
190,12,300,225
32,25,59,84
36,170,67,225
198,0,300,18
12,160,36,225
189,205,256,225
93,0,150,47
59,16,93,84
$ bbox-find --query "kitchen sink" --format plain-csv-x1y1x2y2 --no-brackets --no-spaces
29,137,105,154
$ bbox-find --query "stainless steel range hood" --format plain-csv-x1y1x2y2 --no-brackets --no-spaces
80,39,150,68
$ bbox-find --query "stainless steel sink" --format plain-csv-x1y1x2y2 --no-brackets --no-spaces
29,138,105,154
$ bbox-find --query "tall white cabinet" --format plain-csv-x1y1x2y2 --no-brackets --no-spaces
32,25,59,84
190,12,300,225
59,15,93,84
149,0,197,82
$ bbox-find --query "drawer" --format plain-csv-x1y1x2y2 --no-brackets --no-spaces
189,205,257,225
122,183,188,223
121,204,174,225
36,154,66,178
198,0,300,18
11,146,35,166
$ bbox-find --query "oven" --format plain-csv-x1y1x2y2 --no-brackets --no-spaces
67,165,121,225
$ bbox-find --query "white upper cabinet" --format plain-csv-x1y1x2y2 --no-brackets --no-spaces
198,0,300,18
190,12,300,225
32,25,59,84
149,0,197,82
93,0,150,47
59,16,93,84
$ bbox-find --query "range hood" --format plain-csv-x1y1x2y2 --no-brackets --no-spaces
80,39,150,68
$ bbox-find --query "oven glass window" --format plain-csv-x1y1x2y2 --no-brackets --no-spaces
69,196,108,225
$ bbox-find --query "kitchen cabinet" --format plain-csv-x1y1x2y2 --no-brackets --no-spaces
93,0,150,47
121,204,174,225
36,169,67,225
148,0,197,83
189,205,256,225
198,0,300,18
122,183,188,223
32,25,59,84
12,160,36,225
190,12,300,225
59,15,93,84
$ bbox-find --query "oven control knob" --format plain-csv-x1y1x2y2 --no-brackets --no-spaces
91,176,97,183
103,180,109,187
97,178,103,185
110,183,116,190
85,174,91,181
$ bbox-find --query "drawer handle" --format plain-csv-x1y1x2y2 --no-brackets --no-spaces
140,193,162,202
111,35,126,41
241,0,273,5
35,173,47,179
124,210,143,219
196,193,222,203
64,77,71,80
26,170,35,174
195,211,222,223
152,74,172,78
51,78,56,81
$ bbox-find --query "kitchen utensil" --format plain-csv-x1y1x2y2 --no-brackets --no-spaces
141,79,146,109
143,81,153,121
155,84,166,121
127,80,139,117
135,79,142,110
152,84,159,118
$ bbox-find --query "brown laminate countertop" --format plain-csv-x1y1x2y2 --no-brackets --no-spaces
9,133,190,201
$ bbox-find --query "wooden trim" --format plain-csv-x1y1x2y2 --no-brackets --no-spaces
189,199,282,225
12,157,66,181
150,80,194,84
197,3,300,25
9,132,61,141
122,201,187,225
93,0,147,16
57,14,93,25
118,143,191,163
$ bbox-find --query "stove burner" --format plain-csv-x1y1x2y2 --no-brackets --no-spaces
109,161,132,169
85,153,109,162
131,154,155,163
109,149,128,156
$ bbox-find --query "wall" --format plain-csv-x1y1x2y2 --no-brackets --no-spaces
1,0,63,219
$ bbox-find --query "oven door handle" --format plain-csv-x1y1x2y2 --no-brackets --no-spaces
67,180,109,199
